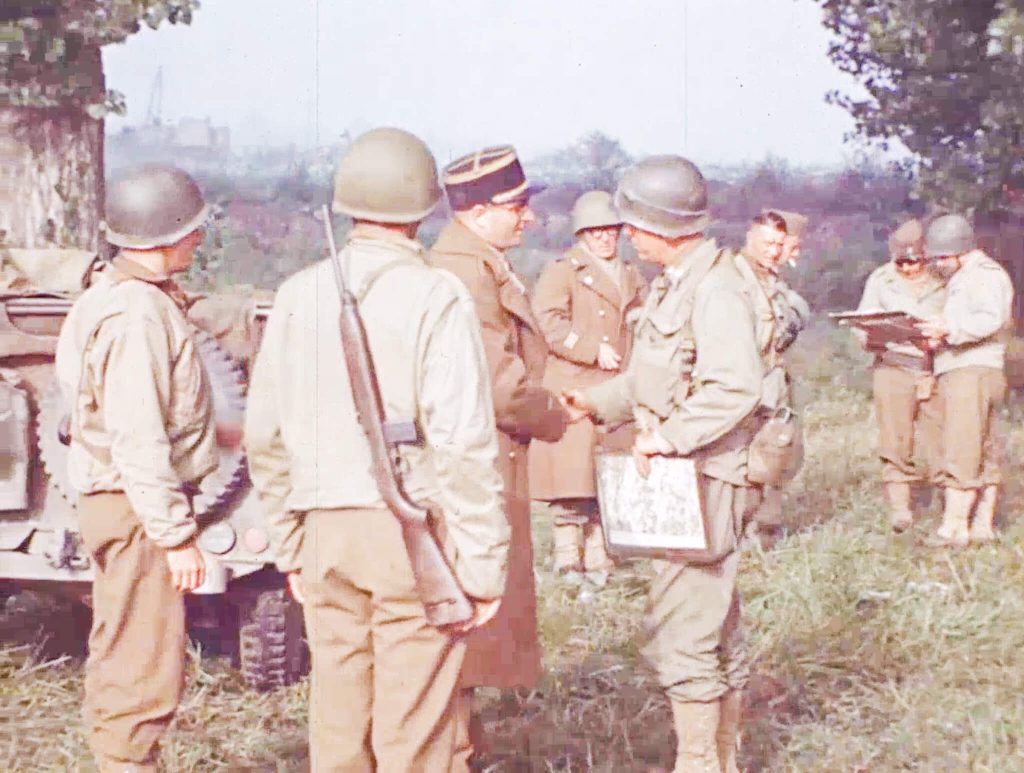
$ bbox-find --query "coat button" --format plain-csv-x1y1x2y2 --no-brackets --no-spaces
509,450,516,459
598,309,606,317
602,335,610,342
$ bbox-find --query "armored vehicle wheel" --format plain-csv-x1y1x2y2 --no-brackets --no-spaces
237,587,307,691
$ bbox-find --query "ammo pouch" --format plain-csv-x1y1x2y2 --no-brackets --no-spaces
747,406,804,486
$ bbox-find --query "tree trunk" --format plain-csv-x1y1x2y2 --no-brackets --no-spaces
0,46,104,253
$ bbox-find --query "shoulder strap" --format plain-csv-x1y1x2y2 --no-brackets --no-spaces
351,257,422,304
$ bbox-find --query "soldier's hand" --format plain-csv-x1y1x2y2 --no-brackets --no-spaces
916,316,948,344
632,443,652,478
286,572,306,605
454,598,501,634
597,343,622,371
561,389,593,423
165,543,206,593
632,429,673,478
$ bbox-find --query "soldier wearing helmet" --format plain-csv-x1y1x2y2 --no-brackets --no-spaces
244,128,509,769
855,219,945,533
734,211,812,547
564,155,762,772
55,164,219,771
917,214,1014,547
429,144,567,765
528,190,646,588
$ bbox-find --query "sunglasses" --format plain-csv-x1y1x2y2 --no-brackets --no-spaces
894,256,924,267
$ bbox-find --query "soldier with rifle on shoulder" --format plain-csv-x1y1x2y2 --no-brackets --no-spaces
244,127,509,770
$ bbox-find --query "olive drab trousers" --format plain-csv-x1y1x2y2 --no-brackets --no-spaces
873,366,942,484
936,366,1007,489
301,508,467,772
78,492,187,773
642,478,759,703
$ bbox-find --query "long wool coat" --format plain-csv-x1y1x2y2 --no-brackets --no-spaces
528,243,646,500
429,220,559,689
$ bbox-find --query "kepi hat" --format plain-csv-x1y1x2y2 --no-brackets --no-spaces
443,145,546,210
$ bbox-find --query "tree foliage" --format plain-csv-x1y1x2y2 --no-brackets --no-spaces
533,131,633,191
1,0,199,111
815,0,1024,208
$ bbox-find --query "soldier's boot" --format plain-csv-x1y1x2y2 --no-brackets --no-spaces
925,487,975,549
969,485,999,544
883,482,914,533
715,690,742,773
671,700,721,773
553,521,585,582
583,522,614,587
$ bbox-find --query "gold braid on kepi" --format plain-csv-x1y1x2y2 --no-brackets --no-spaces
442,145,546,209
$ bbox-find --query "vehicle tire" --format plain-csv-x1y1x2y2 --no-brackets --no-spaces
237,587,308,691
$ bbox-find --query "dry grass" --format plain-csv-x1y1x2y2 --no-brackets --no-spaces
4,322,1024,771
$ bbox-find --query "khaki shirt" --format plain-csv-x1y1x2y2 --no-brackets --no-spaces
244,225,509,600
734,253,808,410
857,261,945,360
585,239,762,486
55,257,218,548
935,250,1014,375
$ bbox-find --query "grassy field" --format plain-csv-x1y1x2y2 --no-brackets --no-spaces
3,323,1024,771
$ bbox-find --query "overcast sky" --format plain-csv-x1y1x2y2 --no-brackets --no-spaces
103,0,870,167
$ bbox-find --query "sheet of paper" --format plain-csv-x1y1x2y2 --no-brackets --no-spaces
595,453,707,552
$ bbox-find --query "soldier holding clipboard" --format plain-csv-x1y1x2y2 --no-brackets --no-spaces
564,155,763,773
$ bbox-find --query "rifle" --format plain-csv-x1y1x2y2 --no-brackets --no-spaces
320,206,474,628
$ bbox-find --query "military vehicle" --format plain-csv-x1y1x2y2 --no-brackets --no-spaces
0,247,305,691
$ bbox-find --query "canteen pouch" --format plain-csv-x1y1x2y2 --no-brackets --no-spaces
747,407,804,486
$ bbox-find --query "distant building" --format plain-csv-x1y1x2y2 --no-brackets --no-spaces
106,117,231,175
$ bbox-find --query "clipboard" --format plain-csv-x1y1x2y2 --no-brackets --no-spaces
594,452,711,560
828,309,927,346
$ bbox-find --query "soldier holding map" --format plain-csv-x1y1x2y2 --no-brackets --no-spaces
855,219,945,532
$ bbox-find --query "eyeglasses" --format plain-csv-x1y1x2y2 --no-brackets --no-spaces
894,257,923,267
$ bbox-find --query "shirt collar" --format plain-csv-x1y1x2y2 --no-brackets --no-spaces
111,254,173,284
347,223,426,258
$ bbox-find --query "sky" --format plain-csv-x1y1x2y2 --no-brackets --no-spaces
102,0,871,168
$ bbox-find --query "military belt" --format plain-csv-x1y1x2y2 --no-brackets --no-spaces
876,349,931,373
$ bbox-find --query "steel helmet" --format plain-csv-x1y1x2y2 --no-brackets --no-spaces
332,127,441,224
888,219,924,259
571,190,622,234
613,155,710,238
925,214,975,258
102,165,209,249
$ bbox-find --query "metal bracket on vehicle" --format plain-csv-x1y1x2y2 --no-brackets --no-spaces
44,528,90,571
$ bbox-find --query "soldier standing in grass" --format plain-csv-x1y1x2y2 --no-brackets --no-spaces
734,211,809,547
918,214,1014,547
429,144,568,763
564,155,763,773
55,166,216,773
529,190,646,588
245,128,510,769
856,219,945,533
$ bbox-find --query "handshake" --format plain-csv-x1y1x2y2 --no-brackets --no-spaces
559,389,673,477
